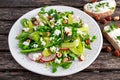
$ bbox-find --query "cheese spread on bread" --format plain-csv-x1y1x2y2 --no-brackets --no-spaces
85,0,116,13
104,25,120,47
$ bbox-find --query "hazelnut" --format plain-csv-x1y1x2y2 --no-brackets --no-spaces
91,0,98,2
117,25,120,28
63,57,69,62
113,16,120,21
63,19,68,24
94,15,101,21
57,53,62,58
105,16,112,21
78,55,84,61
101,19,107,24
113,50,120,57
105,46,112,53
26,39,31,43
68,57,71,61
85,39,90,45
33,21,39,26
47,16,52,20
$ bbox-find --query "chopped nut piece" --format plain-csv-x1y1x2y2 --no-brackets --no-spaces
105,46,112,53
63,57,69,62
85,39,90,45
101,19,107,24
105,16,112,21
63,19,68,24
48,16,52,20
113,50,120,57
94,15,101,21
26,39,31,43
68,57,71,61
33,21,39,26
56,53,62,58
78,55,84,61
113,16,120,21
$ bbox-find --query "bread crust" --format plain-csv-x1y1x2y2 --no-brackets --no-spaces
103,30,120,50
84,7,116,18
84,1,116,18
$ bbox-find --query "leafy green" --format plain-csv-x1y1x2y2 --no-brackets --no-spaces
60,62,72,69
52,62,58,73
16,32,29,42
29,31,40,42
110,22,118,30
91,35,97,42
117,36,120,40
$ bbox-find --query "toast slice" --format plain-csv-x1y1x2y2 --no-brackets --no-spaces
103,23,120,50
84,0,116,18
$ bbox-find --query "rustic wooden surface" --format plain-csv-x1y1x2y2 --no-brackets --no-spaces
0,0,120,80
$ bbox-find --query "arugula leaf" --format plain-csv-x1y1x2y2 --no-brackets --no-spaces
52,62,58,73
60,62,72,69
110,22,118,30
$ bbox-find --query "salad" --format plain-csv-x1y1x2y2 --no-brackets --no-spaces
16,7,96,73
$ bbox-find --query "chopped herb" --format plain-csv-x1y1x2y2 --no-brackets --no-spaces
91,35,97,42
117,36,120,40
110,22,118,30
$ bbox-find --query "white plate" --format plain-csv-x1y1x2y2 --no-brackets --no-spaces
8,6,103,77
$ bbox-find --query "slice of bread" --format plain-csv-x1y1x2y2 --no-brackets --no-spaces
103,25,120,50
84,0,116,18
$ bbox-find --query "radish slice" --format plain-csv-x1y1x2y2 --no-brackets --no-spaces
40,53,56,62
28,52,42,61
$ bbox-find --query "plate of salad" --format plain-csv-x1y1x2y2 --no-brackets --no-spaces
8,6,103,76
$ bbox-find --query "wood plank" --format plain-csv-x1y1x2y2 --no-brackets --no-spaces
0,21,14,34
0,51,120,70
0,71,120,80
0,35,8,50
0,7,120,20
0,0,120,8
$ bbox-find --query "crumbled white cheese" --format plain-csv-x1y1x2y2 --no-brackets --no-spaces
35,15,39,19
77,29,83,34
54,58,62,64
32,53,42,61
23,41,30,46
33,26,38,31
50,13,55,16
43,13,48,18
22,28,29,32
50,46,56,52
55,19,61,25
63,16,68,20
35,15,40,21
39,22,44,26
54,29,61,36
73,15,80,22
64,27,72,36
83,23,88,27
32,44,39,48
40,37,46,46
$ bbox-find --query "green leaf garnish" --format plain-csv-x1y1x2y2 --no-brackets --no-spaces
117,36,120,40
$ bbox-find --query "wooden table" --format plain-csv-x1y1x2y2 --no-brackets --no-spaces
0,0,120,80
